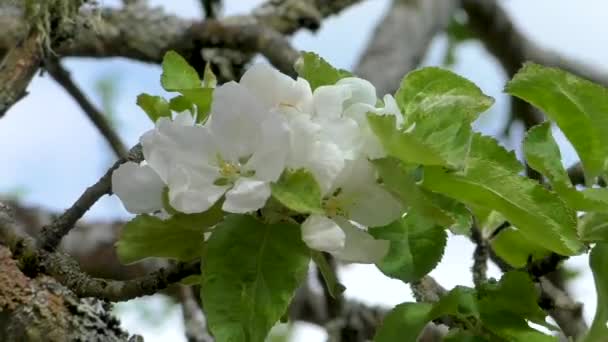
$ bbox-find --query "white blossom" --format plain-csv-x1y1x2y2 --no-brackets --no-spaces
300,158,403,263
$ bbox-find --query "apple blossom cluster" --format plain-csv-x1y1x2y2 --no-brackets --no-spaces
112,63,405,263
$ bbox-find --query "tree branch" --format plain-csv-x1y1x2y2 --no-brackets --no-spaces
0,33,43,117
37,144,143,251
471,226,488,287
462,0,608,86
355,0,459,95
45,59,128,158
179,285,214,342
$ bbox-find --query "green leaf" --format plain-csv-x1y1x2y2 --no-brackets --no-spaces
444,330,489,342
373,158,471,234
376,274,554,342
116,205,223,264
201,215,310,342
524,122,608,212
203,62,217,88
523,122,571,188
395,67,494,125
179,88,213,123
469,132,523,174
136,93,171,122
370,68,494,170
270,169,324,214
161,51,201,91
422,159,583,256
374,303,434,342
180,274,202,286
507,63,608,183
491,228,550,268
169,95,193,112
295,51,351,90
375,286,478,342
367,115,450,166
582,243,608,342
579,212,608,242
479,272,549,328
370,212,446,283
311,251,345,298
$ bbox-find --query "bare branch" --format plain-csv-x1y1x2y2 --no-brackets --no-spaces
0,33,43,117
355,0,459,95
471,226,488,287
179,286,214,342
37,145,143,251
462,0,608,86
41,253,199,301
45,59,128,158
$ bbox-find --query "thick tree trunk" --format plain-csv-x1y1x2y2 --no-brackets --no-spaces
0,245,139,341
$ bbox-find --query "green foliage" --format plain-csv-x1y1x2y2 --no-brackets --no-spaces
422,160,583,256
295,52,351,90
201,215,310,342
579,212,608,242
508,63,608,183
524,122,608,212
491,228,550,268
375,272,554,342
270,169,324,214
370,212,446,283
374,302,434,342
311,251,345,298
116,204,223,264
161,51,201,91
370,68,495,170
582,243,608,342
137,94,171,122
373,158,472,234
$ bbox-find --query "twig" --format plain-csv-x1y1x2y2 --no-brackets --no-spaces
179,285,214,342
539,278,588,339
37,144,143,251
182,21,300,77
45,59,128,158
42,253,199,301
2,201,198,301
471,227,488,287
410,275,447,303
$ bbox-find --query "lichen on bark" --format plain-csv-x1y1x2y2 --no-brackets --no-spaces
0,245,138,342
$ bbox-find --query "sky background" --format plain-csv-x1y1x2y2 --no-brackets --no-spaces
1,0,607,340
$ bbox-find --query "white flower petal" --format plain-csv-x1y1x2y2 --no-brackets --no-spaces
333,218,389,263
209,81,266,161
222,178,271,213
174,111,196,126
336,77,377,107
112,162,165,214
308,141,345,195
320,117,361,160
313,85,351,120
167,166,227,214
301,215,345,253
244,114,289,182
379,94,404,127
240,63,313,113
342,183,403,227
141,118,213,182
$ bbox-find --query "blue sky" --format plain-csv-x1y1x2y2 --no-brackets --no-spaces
1,1,607,340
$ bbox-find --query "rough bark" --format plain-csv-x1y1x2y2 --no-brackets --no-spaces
0,245,138,342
